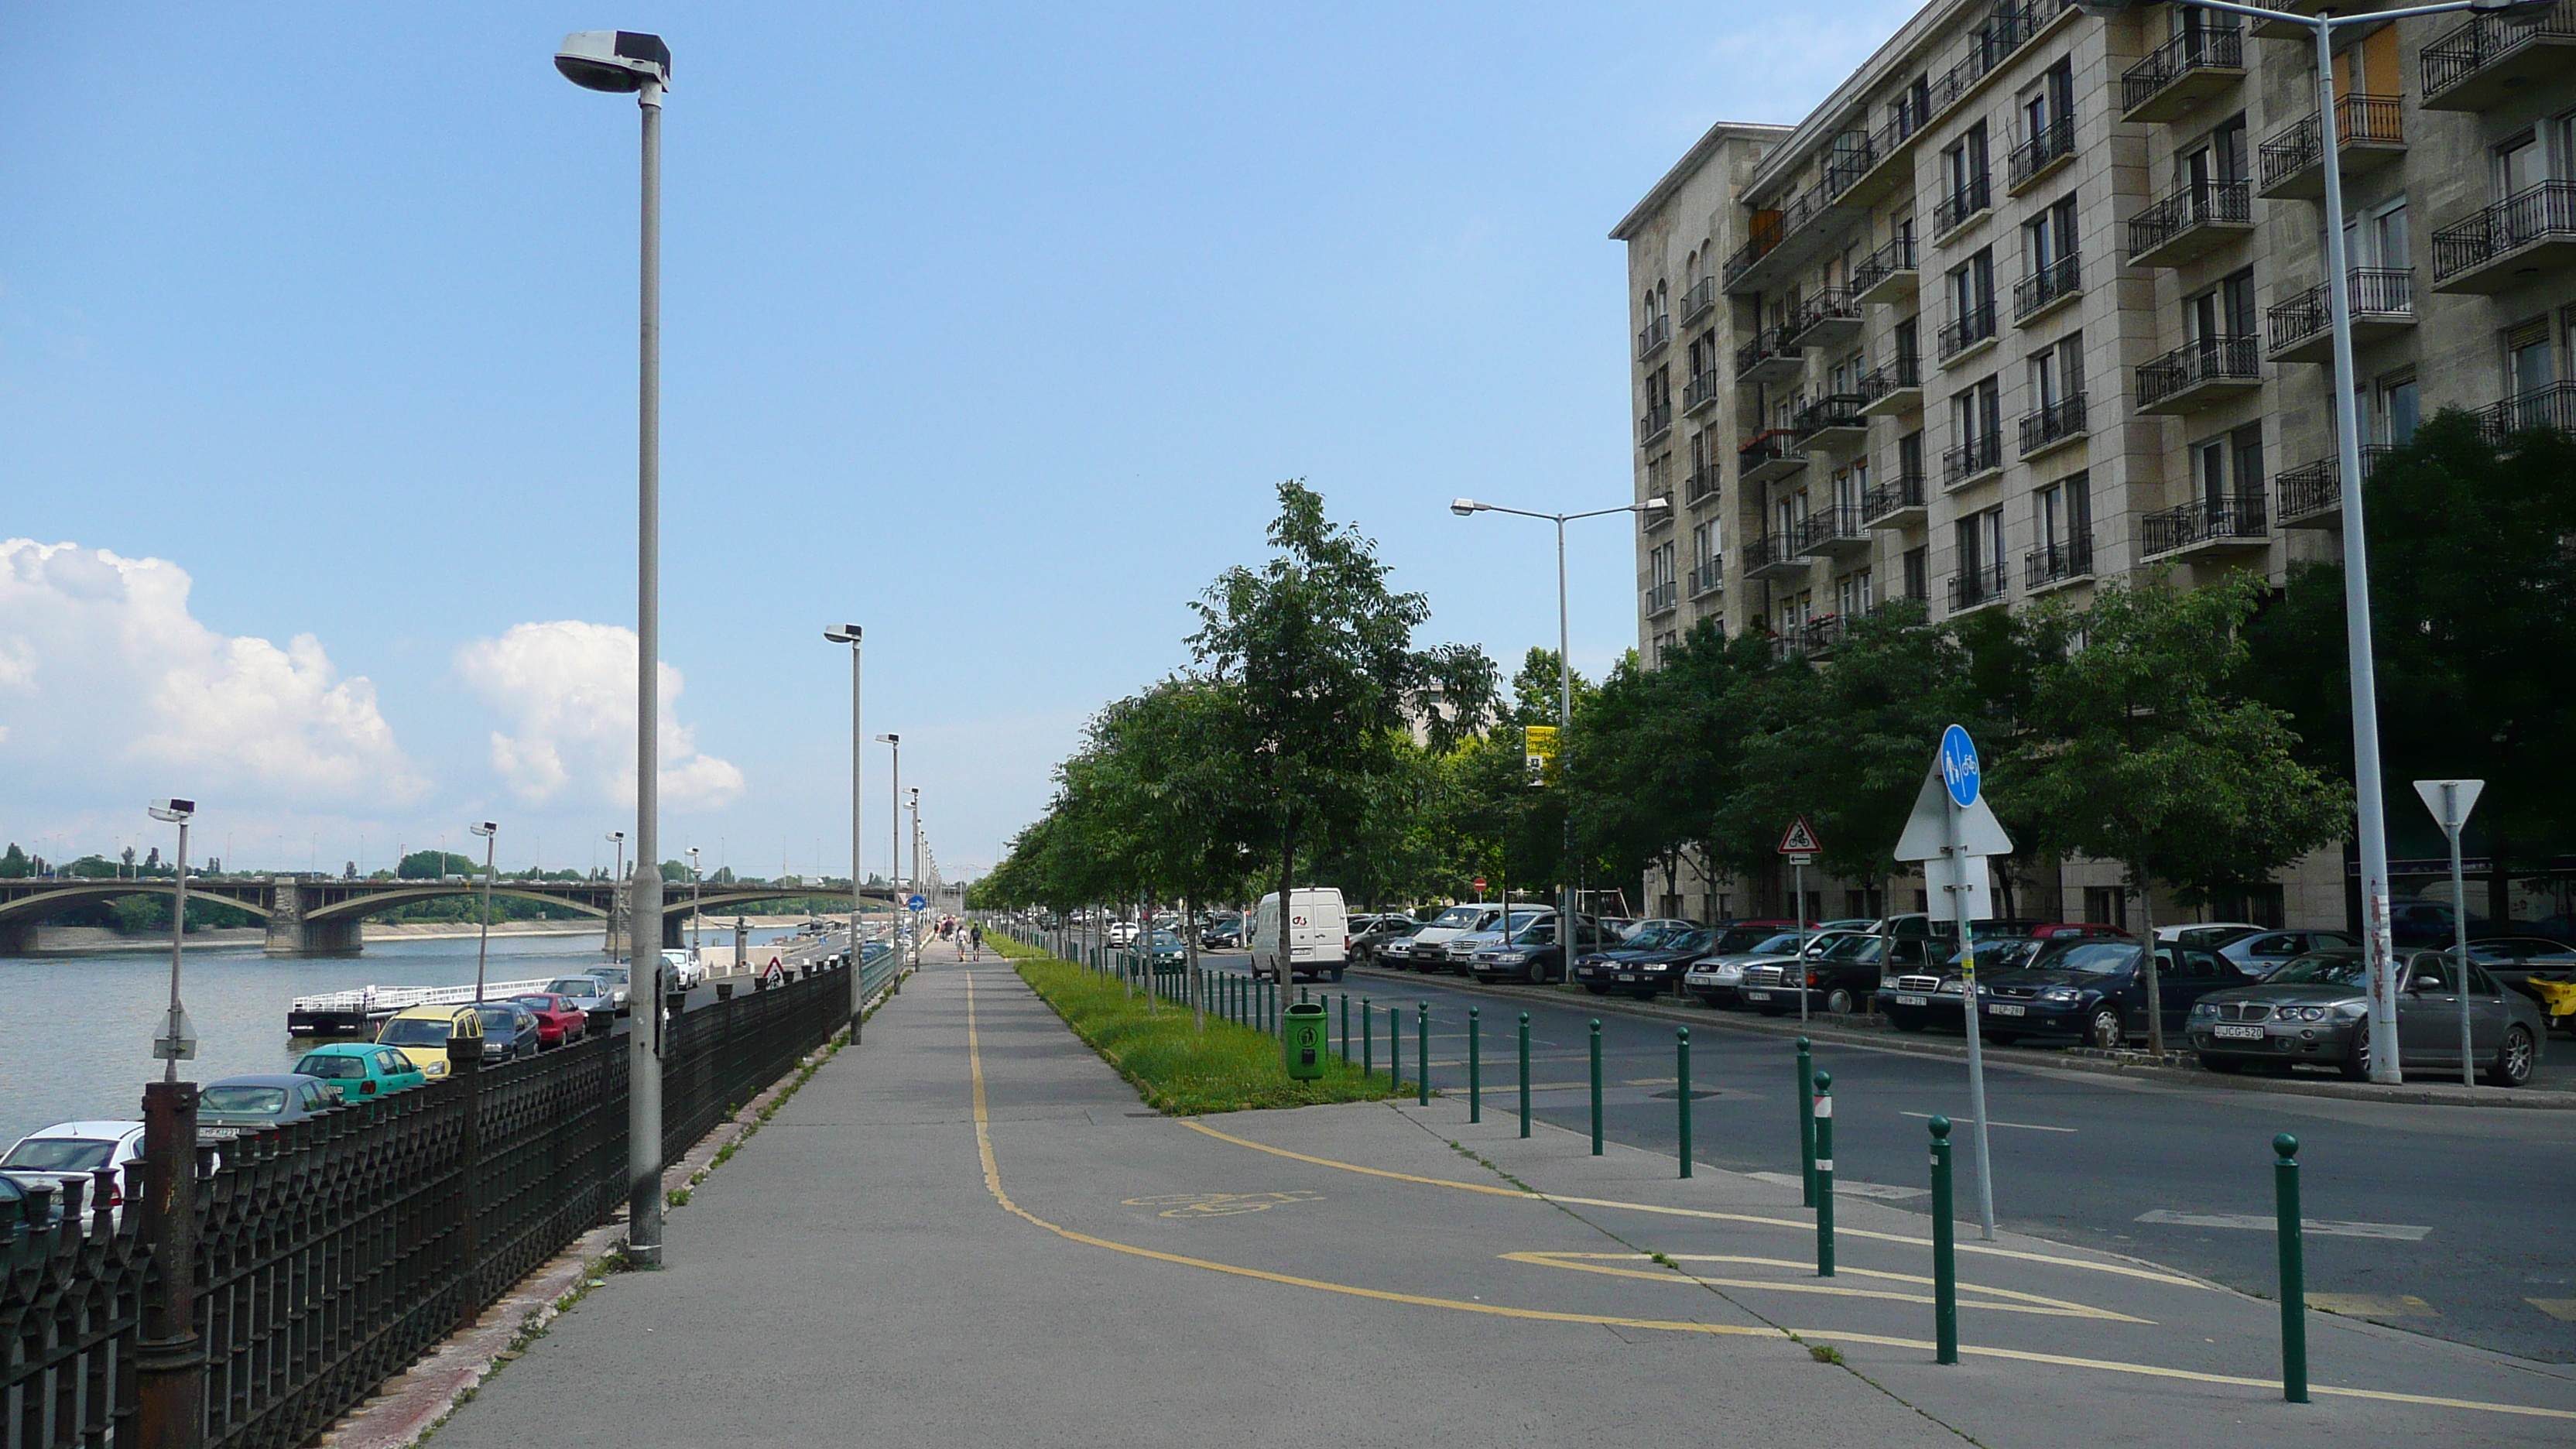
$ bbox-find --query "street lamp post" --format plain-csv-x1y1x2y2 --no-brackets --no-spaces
1451,495,1670,962
2071,0,2555,1084
687,846,703,965
826,626,865,1038
605,831,626,960
877,733,903,959
908,787,923,957
469,821,498,1002
142,796,203,1447
146,800,197,1080
554,26,673,1266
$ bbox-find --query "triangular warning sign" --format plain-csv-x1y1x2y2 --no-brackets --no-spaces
1778,817,1821,855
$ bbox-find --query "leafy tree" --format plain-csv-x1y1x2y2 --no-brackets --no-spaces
398,850,481,880
0,844,29,879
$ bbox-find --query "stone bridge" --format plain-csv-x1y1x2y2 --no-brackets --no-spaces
0,875,907,957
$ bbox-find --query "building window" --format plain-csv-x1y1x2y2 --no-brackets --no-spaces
1835,568,1874,617
2083,886,2129,931
2377,373,2419,445
2036,471,2091,551
1903,545,1930,602
2029,331,2084,410
2181,114,2249,193
2507,317,2556,397
2189,269,2258,343
2191,424,2264,506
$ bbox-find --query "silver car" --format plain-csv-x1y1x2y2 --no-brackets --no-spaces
1682,931,1811,1008
545,975,615,1015
2187,950,2546,1084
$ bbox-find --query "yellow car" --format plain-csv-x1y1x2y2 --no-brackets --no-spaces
374,1005,485,1079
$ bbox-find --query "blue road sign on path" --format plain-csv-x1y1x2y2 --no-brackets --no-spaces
1939,724,1980,808
906,894,927,911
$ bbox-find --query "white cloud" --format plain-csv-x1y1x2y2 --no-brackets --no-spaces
0,539,423,803
455,620,743,810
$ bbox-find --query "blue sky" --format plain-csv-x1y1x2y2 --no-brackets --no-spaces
0,2,1914,884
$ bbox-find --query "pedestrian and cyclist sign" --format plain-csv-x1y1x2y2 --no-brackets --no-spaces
1940,723,1981,807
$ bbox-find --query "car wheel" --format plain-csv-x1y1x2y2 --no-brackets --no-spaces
1582,983,1609,996
1526,961,1549,985
2337,1020,2372,1081
2199,1052,2242,1074
2086,1005,2123,1050
1889,1011,1927,1033
1756,1002,1786,1017
2485,1025,2537,1088
1824,988,1856,1016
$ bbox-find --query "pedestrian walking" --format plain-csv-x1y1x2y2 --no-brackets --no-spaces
969,924,983,958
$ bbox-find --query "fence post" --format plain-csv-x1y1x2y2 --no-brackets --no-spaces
1468,1007,1482,1123
1796,1036,1817,1207
133,1080,204,1449
1930,1115,1957,1364
448,1032,483,1327
1389,1002,1402,1093
2276,1133,2308,1403
1341,993,1350,1063
1813,1069,1834,1277
1518,1012,1531,1139
1589,1019,1604,1156
1416,1002,1430,1106
1677,1027,1692,1179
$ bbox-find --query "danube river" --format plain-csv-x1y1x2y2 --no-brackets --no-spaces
0,928,798,1151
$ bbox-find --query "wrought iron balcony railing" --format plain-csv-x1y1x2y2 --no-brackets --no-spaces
2023,534,2094,589
1934,175,1992,236
2129,179,2252,261
2017,393,2088,455
2431,180,2576,287
2142,492,2268,556
2257,95,2403,194
2137,334,2260,409
1942,432,2003,487
2121,22,2243,115
1936,302,1998,363
1947,560,2012,611
2012,252,2081,321
2008,116,2076,190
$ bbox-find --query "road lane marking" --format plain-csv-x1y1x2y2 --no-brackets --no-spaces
972,972,2576,1424
2135,1210,2431,1242
2530,1299,2576,1322
2307,1293,2440,1318
1505,1251,2148,1322
1746,1170,1926,1201
1125,1191,1324,1218
1899,1110,2076,1133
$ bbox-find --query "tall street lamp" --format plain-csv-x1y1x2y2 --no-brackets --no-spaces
877,732,903,947
469,820,498,1002
142,796,204,1438
908,787,923,959
824,626,865,1037
555,24,673,1265
2073,0,2554,1083
605,830,626,960
1451,494,1670,961
687,846,704,964
147,799,197,1080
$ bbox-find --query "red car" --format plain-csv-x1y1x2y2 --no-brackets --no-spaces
507,993,590,1048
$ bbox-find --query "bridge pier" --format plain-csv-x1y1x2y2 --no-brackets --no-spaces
263,878,366,957
0,919,39,956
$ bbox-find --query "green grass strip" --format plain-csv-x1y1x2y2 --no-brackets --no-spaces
1013,955,1401,1115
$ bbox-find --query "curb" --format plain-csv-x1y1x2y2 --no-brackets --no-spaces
1343,964,2576,1112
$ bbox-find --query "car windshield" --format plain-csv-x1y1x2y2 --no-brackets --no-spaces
1625,924,1679,950
1,1138,118,1172
1503,911,1546,933
2267,954,2368,987
1510,922,1556,946
548,979,601,996
1149,932,1181,950
379,1019,451,1047
1660,928,1714,954
475,1008,520,1030
1821,933,1882,961
202,1086,289,1115
295,1054,367,1079
594,968,629,985
1431,906,1481,929
1749,933,1807,955
510,996,554,1010
2045,942,2144,975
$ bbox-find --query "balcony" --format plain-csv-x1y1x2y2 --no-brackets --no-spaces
2432,180,2576,294
2017,394,2088,459
1643,498,1677,532
1683,367,1725,416
1680,275,1719,327
1637,313,1672,360
2256,96,2405,201
1794,504,1872,558
1721,177,1849,297
1735,327,1805,386
1773,614,1848,662
2023,535,2095,594
1862,471,1927,529
1685,460,1724,507
2011,253,2082,324
2275,446,2391,529
1852,235,1920,307
1638,400,1673,447
1934,176,1992,242
2265,269,2415,364
1793,392,1870,450
1858,355,1924,418
1786,289,1865,350
2475,380,2576,445
2143,492,2268,559
1937,302,1999,366
2120,23,2244,125
1743,531,1810,581
2421,1,2576,112
2007,117,2076,197
1942,432,2003,488
1646,579,1680,618
1947,560,2012,613
1738,428,1808,485
1689,557,1725,598
2128,180,2253,269
2137,335,2261,414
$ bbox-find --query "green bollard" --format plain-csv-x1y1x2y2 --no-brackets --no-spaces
1589,1019,1604,1156
1813,1069,1835,1277
1677,1027,1693,1179
2276,1133,2308,1403
1390,1003,1403,1094
1796,1036,1817,1208
1518,1012,1532,1139
1930,1115,1957,1364
1341,993,1350,1063
1468,1007,1482,1124
1417,1002,1430,1106
1362,997,1373,1079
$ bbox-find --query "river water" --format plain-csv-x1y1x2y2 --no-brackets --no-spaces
0,927,803,1150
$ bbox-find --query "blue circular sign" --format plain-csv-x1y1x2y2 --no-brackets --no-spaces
906,894,927,911
1939,724,1981,808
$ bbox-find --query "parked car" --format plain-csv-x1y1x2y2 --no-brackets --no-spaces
0,1121,145,1217
1576,924,1718,999
1249,887,1348,983
473,1002,545,1063
2188,950,2544,1086
590,964,635,1013
1349,916,1423,965
1392,903,1508,971
292,1043,428,1101
1468,916,1612,985
1143,930,1188,973
544,975,617,1016
1108,920,1139,947
1738,932,1937,1016
197,1075,339,1142
1619,917,1696,943
660,948,707,989
1199,914,1245,950
1439,909,1552,974
1971,939,2256,1048
508,993,594,1048
375,1005,485,1077
2215,929,2361,978
1681,930,1810,1008
2462,936,2576,1002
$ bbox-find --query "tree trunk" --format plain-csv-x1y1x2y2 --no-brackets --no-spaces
2133,866,2163,1057
1139,892,1153,1012
1186,894,1204,1030
1275,808,1299,988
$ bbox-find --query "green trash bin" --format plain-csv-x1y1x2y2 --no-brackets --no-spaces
1283,1001,1329,1081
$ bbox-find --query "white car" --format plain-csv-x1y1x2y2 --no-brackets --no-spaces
1108,921,1139,947
2,1121,146,1221
660,949,707,989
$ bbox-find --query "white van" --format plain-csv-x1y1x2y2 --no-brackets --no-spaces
1249,888,1349,983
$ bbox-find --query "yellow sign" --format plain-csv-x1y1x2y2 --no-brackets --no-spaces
1523,725,1560,787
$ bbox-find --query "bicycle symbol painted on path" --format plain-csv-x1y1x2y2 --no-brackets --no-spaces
1124,1190,1324,1218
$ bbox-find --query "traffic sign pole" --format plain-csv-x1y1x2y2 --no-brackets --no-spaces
1939,727,1999,1242
1779,819,1823,1023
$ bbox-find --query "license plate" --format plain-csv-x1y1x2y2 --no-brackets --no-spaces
1988,1003,2026,1016
1744,990,1771,1001
1895,993,1928,1006
1618,973,1638,982
2212,1023,2266,1040
198,1126,244,1141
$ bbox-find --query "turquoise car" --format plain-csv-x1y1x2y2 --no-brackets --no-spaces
292,1043,428,1103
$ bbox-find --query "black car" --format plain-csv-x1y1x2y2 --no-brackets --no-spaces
1349,916,1423,966
1574,925,1717,1000
1199,916,1245,950
1971,940,2254,1048
1738,932,1934,1016
472,1002,545,1063
1467,917,1612,985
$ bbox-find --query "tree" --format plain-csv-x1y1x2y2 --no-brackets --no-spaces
2008,575,2352,1053
0,844,29,879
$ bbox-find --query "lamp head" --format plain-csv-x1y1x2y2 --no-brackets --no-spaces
876,732,900,745
2069,1,2146,15
2469,0,2560,22
823,625,861,644
1450,498,1482,516
606,830,625,843
1641,496,1671,511
469,821,497,838
147,798,196,824
554,31,670,93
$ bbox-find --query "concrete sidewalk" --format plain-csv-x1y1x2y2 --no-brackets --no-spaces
424,961,2576,1448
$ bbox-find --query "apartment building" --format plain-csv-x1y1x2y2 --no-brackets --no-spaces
1614,0,2576,927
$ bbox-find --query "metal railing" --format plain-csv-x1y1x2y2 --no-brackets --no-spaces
2129,179,2251,259
1637,313,1672,358
2017,393,2088,454
2258,95,2403,191
1690,557,1725,596
1942,432,2003,486
2012,253,2081,321
2122,22,2243,115
1638,399,1673,447
2009,116,2076,190
2143,492,2268,555
1794,505,1867,553
2274,447,2389,522
2475,379,2576,444
1738,427,1802,471
1947,560,2012,610
1858,355,1923,407
1934,174,1992,236
1683,367,1724,413
1793,392,1869,437
2422,1,2576,101
1680,275,1718,325
1685,460,1722,505
1852,234,1918,296
1646,579,1679,615
2431,180,2576,286
1936,302,1997,362
1744,531,1800,572
1790,288,1863,340
1862,471,1927,522
2023,534,2094,588
2266,269,2413,354
1734,327,1793,379
2137,334,2261,409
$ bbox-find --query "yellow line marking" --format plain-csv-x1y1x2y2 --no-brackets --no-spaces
968,971,2576,1424
2307,1293,2441,1318
1503,1252,2148,1322
2530,1298,2576,1323
1180,1118,2202,1287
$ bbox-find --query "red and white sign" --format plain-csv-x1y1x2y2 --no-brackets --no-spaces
1778,817,1822,856
1472,877,1488,891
